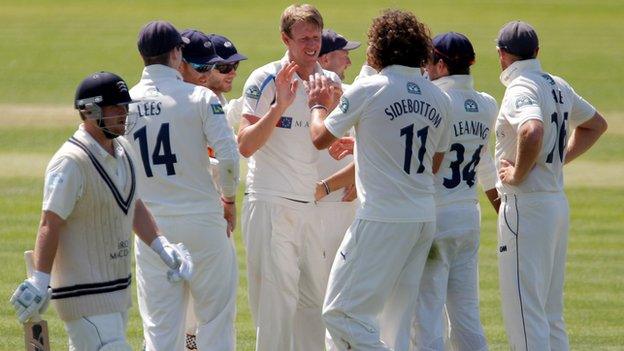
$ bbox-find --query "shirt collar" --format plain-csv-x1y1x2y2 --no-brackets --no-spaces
499,59,542,87
433,75,474,91
379,65,423,78
75,124,122,160
141,64,184,82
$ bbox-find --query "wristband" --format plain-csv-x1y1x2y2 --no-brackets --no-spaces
310,104,328,112
320,179,331,195
221,197,235,205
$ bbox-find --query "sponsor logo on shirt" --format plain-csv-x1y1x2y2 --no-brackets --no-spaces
339,96,349,113
515,96,538,109
541,74,556,86
464,99,479,113
406,82,421,95
276,116,293,129
245,85,261,100
211,103,224,114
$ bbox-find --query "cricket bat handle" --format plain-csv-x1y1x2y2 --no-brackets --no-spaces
23,250,42,323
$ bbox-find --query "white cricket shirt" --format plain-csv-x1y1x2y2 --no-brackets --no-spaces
241,53,340,202
43,125,133,219
126,64,239,216
432,75,498,206
324,65,452,222
495,59,596,195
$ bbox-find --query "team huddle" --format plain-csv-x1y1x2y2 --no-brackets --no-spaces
10,3,608,351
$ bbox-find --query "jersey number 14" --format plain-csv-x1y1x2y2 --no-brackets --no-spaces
133,123,178,177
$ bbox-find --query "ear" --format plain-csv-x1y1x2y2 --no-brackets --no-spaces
281,32,290,47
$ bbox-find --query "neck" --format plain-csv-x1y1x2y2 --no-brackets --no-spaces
296,64,315,80
84,123,115,155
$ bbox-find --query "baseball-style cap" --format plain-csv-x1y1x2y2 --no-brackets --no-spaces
497,21,539,59
207,34,247,64
433,32,475,66
137,20,190,57
319,29,360,57
74,72,135,109
181,29,223,65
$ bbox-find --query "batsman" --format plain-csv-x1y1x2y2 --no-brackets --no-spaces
9,71,193,351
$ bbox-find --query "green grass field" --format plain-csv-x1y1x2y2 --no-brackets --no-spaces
1,1,623,350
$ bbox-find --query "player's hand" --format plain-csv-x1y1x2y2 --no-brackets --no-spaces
328,137,354,160
274,61,299,110
498,159,521,185
222,198,236,237
151,236,194,282
306,73,338,111
10,279,51,323
341,184,357,202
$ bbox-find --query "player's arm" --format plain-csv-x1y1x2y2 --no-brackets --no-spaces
315,161,355,201
238,61,299,157
564,111,607,164
308,73,342,149
499,119,543,185
432,152,445,174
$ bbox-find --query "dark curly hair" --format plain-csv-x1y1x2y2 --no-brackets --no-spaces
367,9,433,69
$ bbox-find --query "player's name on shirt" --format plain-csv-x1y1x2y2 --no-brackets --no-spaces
452,120,490,140
383,97,443,128
136,101,163,118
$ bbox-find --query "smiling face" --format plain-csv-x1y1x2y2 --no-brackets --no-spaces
205,63,238,94
282,20,322,69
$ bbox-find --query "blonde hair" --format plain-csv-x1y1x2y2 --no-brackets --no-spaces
280,4,323,37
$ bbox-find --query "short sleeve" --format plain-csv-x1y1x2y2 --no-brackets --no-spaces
241,70,276,119
504,84,543,131
324,81,370,138
568,85,596,126
42,156,83,220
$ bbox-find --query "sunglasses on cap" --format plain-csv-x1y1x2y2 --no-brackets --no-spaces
214,62,239,74
183,58,214,73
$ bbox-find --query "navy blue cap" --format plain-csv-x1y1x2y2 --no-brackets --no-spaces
138,20,190,57
74,72,135,109
207,34,247,64
319,29,360,57
181,29,223,65
497,21,539,59
433,32,475,66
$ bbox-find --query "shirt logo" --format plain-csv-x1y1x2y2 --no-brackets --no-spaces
515,95,538,109
464,99,479,112
542,74,556,86
339,96,349,113
406,82,421,95
211,103,224,114
245,85,261,100
276,116,292,129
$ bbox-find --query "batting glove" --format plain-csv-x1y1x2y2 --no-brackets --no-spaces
150,236,194,283
10,272,52,323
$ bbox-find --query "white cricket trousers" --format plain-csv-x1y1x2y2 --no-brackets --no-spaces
242,195,327,351
323,219,435,351
498,192,569,351
315,201,357,351
137,213,238,351
413,202,487,351
65,312,129,350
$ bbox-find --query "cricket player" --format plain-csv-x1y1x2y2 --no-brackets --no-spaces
9,71,193,351
494,21,607,350
412,32,499,351
237,4,340,350
127,21,239,351
307,10,452,350
178,30,246,351
205,33,248,128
